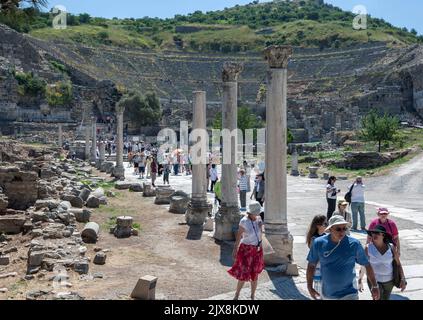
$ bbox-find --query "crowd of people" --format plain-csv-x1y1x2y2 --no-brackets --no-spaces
226,172,408,301
302,175,407,300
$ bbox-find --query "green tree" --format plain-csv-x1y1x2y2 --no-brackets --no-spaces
0,0,47,13
119,91,162,126
360,109,399,152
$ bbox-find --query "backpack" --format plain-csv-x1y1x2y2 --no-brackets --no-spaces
344,183,355,204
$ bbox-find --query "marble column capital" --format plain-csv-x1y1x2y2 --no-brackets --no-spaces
222,62,243,82
264,45,293,69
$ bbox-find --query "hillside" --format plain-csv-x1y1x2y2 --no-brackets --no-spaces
2,0,422,52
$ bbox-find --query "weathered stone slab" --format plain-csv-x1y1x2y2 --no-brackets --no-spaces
154,187,176,205
68,209,91,223
129,183,143,192
115,181,131,190
0,215,26,234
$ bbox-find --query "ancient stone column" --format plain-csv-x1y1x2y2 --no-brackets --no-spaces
214,62,243,241
91,117,97,163
185,91,211,226
290,148,299,176
98,141,106,169
85,123,91,161
263,46,297,273
112,105,125,180
58,124,63,148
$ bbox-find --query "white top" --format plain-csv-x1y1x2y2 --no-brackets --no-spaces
368,243,393,283
210,168,218,181
351,183,365,203
326,183,338,200
239,216,263,246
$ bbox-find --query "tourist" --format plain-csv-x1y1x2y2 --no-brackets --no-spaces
228,201,265,300
250,173,265,207
127,151,134,168
145,156,152,179
358,225,407,300
206,162,211,192
349,176,366,231
306,215,380,300
163,162,171,185
243,160,251,192
333,199,352,234
238,169,249,212
305,215,328,295
209,164,219,192
133,152,140,175
326,176,340,220
139,151,146,179
150,157,158,187
367,208,401,256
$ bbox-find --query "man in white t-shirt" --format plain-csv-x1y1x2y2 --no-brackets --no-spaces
350,176,366,231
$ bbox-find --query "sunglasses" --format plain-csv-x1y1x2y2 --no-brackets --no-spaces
334,227,348,232
318,222,328,227
378,213,388,216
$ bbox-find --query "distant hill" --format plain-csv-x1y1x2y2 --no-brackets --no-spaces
1,0,422,52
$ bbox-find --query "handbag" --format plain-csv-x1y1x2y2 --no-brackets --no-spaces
344,183,355,204
390,244,402,288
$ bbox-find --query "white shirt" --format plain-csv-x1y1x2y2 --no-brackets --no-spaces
351,183,365,203
239,216,262,246
326,183,338,200
210,168,218,181
368,243,393,283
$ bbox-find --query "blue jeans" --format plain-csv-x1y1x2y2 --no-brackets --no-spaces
351,202,366,229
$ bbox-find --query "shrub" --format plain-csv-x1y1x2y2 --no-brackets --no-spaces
46,81,73,106
14,71,46,96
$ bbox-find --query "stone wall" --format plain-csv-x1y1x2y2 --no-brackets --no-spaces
0,166,38,210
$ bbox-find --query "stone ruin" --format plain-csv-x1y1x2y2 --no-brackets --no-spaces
0,140,119,299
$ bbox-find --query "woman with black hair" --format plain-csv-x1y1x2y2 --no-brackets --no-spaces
358,225,407,300
326,176,340,220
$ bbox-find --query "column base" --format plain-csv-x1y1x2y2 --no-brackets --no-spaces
290,169,299,176
112,166,125,180
264,223,294,267
185,202,212,226
213,206,242,241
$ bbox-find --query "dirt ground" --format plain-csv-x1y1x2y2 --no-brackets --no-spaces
0,169,271,300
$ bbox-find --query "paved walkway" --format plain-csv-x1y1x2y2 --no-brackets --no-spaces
118,155,423,300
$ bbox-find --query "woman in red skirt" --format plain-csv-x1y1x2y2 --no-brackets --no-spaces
228,201,265,300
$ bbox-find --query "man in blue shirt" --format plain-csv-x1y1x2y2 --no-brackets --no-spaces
307,215,380,300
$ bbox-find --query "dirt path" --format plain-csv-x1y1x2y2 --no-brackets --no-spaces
71,174,271,300
1,167,270,300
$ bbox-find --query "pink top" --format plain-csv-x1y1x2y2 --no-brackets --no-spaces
368,218,399,244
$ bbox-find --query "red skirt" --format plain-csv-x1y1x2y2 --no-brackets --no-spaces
228,243,265,282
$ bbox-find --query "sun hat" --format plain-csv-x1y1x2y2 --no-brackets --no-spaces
247,201,262,216
366,224,387,236
338,199,349,206
325,215,351,232
377,208,389,215
366,224,393,243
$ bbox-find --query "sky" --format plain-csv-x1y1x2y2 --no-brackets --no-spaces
46,0,423,35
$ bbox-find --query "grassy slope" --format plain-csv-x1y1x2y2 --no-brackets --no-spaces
27,1,421,52
29,20,417,51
